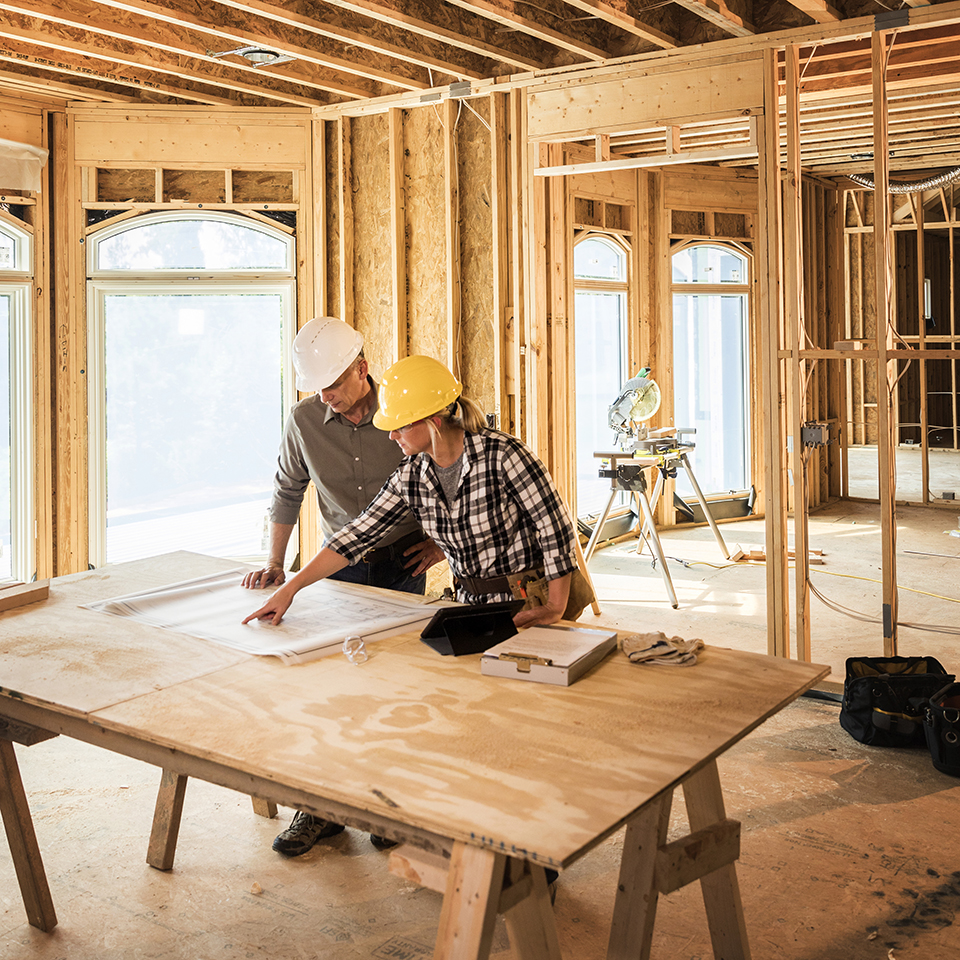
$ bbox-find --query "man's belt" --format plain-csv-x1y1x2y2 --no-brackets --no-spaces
456,567,544,597
361,530,426,566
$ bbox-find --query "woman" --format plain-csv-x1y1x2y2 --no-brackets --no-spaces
244,355,581,629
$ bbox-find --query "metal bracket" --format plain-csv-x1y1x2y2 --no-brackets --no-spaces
498,653,553,673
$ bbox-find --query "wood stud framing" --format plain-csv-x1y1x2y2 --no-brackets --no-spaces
5,2,960,666
872,31,899,655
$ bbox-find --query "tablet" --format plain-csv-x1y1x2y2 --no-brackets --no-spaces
419,599,525,656
420,599,525,639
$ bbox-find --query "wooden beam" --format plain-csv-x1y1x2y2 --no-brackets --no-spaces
195,0,486,80
388,107,406,363
546,141,569,496
784,45,812,664
562,0,678,49
443,98,460,374
872,31,899,656
0,6,361,104
490,92,509,428
533,141,758,177
337,116,354,326
509,87,527,441
78,0,429,90
672,0,755,37
527,136,547,455
758,48,789,659
313,118,327,315
0,40,239,107
0,581,49,612
309,0,542,71
33,114,54,581
52,111,88,574
916,198,929,505
782,0,841,23
654,818,741,895
446,0,610,61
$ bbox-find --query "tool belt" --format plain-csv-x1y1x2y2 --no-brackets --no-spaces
455,568,542,597
456,566,595,622
361,530,427,566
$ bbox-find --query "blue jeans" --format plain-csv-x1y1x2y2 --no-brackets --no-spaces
329,555,426,595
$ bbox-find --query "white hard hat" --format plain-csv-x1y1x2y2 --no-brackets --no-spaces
292,317,364,392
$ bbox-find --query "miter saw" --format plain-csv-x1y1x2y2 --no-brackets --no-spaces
582,367,732,604
607,367,662,452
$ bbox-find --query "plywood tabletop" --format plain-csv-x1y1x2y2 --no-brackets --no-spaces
93,623,827,867
1,554,827,868
0,552,249,716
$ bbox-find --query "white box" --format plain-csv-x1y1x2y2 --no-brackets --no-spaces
480,625,618,686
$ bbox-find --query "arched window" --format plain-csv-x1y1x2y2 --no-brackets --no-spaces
87,212,296,566
671,242,752,497
574,233,630,518
0,214,33,581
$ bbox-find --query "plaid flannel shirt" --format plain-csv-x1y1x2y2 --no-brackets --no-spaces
324,429,579,602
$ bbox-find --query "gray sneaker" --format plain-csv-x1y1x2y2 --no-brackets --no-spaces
272,811,345,856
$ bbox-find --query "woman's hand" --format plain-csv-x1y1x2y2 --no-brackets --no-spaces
511,572,572,629
513,602,564,629
242,584,296,626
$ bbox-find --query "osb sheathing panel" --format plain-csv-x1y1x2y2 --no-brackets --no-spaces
232,170,294,204
403,107,446,360
97,167,155,203
325,121,341,321
350,114,394,380
163,169,224,204
455,100,495,415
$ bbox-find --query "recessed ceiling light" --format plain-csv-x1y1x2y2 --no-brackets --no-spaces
207,45,294,68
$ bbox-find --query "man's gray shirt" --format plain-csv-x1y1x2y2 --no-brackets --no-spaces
268,383,421,549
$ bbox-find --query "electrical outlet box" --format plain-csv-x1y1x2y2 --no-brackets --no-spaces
801,422,831,447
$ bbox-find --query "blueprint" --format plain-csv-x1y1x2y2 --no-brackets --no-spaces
82,568,436,664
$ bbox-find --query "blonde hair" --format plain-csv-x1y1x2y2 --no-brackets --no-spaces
435,394,488,434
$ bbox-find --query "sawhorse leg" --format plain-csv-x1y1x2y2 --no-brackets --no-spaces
147,769,277,870
607,760,749,960
393,841,561,960
0,739,58,931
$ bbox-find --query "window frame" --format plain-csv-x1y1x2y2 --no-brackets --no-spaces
572,231,633,519
86,211,297,568
669,240,755,497
0,212,35,581
87,209,296,279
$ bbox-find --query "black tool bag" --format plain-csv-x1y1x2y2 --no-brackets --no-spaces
921,682,960,776
839,656,953,747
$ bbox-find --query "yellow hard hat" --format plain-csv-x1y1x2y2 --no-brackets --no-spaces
373,355,463,431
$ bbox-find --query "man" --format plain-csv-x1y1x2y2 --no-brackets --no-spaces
243,316,441,856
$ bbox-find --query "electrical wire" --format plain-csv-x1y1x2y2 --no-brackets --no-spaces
812,567,960,605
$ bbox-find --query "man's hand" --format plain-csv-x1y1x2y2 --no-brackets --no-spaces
242,584,295,626
242,563,286,589
402,538,446,576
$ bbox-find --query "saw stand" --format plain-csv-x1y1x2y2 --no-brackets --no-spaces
583,434,731,609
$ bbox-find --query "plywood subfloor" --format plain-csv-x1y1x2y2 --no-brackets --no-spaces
2,696,959,959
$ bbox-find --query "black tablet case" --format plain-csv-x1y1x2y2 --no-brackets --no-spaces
419,600,524,656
